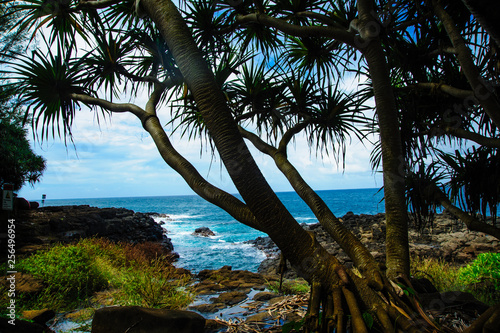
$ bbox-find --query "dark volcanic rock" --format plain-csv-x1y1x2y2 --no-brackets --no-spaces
14,205,174,254
192,227,215,237
251,211,500,278
91,306,205,333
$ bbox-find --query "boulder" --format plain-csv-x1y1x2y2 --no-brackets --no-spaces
91,306,205,333
253,291,279,301
420,291,490,318
210,291,247,305
192,227,215,237
0,317,53,333
189,302,226,313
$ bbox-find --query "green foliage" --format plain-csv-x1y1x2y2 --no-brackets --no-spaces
7,238,193,311
362,312,374,329
457,252,500,305
281,318,305,333
411,256,462,293
0,114,46,190
411,254,500,306
267,278,310,295
118,258,193,308
17,243,108,308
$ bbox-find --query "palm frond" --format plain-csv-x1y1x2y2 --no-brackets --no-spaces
5,45,93,141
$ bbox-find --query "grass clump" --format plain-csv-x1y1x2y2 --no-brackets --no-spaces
411,256,461,292
267,278,310,295
1,238,193,311
411,253,500,305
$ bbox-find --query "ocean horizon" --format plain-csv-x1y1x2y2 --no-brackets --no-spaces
33,188,385,273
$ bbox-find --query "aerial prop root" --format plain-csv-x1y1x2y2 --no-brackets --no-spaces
300,274,445,333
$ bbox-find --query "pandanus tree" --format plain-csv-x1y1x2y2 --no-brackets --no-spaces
366,0,500,242
2,0,500,331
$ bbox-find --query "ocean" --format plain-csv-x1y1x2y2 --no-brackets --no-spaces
38,188,385,273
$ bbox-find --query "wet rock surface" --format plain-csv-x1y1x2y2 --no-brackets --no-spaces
192,227,216,237
188,265,278,315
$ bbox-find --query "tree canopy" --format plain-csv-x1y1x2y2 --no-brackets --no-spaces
2,0,500,330
0,1,45,191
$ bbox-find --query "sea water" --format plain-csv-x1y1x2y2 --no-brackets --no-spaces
38,188,385,273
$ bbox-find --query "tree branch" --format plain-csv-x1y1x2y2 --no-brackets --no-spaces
431,126,500,148
235,13,360,49
427,46,458,57
143,118,264,231
429,184,500,240
239,126,384,290
406,82,474,99
277,121,309,155
77,0,121,9
433,0,500,128
69,93,146,118
294,11,346,30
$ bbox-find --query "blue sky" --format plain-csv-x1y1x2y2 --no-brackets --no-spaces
18,106,383,200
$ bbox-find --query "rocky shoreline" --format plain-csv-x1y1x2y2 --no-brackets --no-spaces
3,205,500,332
11,205,176,258
248,211,500,278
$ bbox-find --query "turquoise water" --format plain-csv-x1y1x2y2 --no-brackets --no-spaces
37,188,384,272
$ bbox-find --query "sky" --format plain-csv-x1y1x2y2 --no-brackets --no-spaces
18,101,383,200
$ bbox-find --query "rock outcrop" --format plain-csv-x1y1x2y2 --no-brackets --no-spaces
14,205,175,255
91,306,205,333
192,227,215,237
250,211,500,278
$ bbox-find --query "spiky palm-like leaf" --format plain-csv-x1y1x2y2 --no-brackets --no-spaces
405,162,444,231
7,0,87,47
440,147,500,223
183,0,230,56
304,82,369,163
80,33,135,99
232,60,288,141
5,47,93,140
286,36,349,80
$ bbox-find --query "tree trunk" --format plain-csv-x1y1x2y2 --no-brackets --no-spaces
461,0,500,47
434,0,500,129
140,0,344,286
356,0,410,279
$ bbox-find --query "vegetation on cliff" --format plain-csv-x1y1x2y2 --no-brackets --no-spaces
0,238,193,313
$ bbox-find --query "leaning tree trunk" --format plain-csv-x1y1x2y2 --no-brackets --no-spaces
356,0,410,279
433,0,500,129
461,0,500,47
140,0,342,286
138,0,426,331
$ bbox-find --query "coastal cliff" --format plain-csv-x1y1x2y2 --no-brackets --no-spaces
12,205,175,257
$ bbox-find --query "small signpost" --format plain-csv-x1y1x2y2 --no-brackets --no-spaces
2,184,14,211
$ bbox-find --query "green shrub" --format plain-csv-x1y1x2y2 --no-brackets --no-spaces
411,256,461,292
118,258,193,309
457,252,500,305
13,238,193,311
411,253,500,306
17,243,108,309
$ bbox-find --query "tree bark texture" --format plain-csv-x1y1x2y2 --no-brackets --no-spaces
357,0,410,279
140,0,345,285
